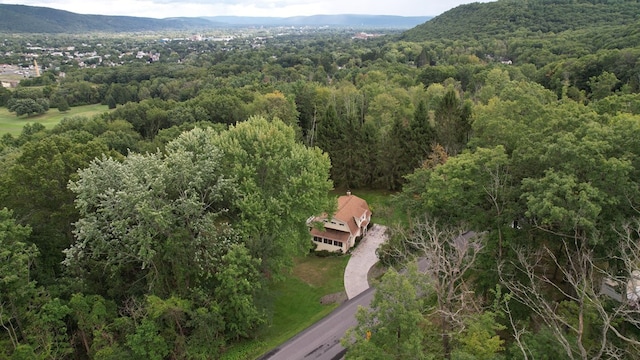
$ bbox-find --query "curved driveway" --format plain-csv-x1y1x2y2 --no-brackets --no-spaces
344,224,388,299
260,224,388,360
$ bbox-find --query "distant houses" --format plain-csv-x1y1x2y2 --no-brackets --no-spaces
352,32,382,40
1,80,18,88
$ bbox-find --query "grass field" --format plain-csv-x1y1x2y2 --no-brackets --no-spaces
0,104,110,136
222,254,350,360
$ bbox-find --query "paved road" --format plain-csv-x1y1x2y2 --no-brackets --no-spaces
260,288,375,360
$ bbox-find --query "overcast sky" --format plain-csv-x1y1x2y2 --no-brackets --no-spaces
1,0,495,18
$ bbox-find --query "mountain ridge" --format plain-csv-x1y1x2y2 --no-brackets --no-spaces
0,4,215,33
0,4,431,33
402,0,640,41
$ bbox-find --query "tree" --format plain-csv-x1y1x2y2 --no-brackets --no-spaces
0,86,10,107
588,71,619,100
0,208,72,359
453,309,506,360
0,133,114,285
385,220,485,358
212,116,333,274
213,244,264,339
416,47,430,68
250,91,300,128
400,145,512,232
68,293,115,357
65,127,238,299
126,319,169,360
377,116,414,190
7,98,47,117
315,103,342,153
106,95,117,109
410,98,435,165
434,89,472,156
499,223,640,359
0,208,37,352
57,97,70,112
193,91,247,125
343,265,430,360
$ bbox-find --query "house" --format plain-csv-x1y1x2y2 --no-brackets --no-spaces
1,80,18,88
308,191,371,253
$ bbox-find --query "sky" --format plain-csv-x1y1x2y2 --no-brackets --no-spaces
0,0,495,18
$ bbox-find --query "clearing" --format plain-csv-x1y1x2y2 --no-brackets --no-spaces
0,104,110,136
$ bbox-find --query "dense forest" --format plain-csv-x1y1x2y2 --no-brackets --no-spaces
2,0,640,358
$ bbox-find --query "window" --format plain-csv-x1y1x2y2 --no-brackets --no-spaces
334,241,343,248
313,236,322,242
323,239,333,245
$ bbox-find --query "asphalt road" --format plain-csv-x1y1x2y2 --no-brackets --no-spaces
260,287,375,360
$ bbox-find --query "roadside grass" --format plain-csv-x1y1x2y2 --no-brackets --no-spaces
0,104,110,136
222,254,350,360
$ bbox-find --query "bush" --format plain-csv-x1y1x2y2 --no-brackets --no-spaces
314,249,341,258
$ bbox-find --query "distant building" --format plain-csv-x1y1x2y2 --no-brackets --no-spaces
1,80,19,88
352,32,383,40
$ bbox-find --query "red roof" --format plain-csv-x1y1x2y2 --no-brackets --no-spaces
334,194,370,235
311,193,370,240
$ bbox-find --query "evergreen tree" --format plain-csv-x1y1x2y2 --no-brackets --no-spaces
434,90,471,155
410,99,435,165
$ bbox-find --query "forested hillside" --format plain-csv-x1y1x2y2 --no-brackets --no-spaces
1,0,640,358
402,0,640,41
0,4,213,33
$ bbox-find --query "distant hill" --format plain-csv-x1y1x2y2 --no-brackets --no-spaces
0,4,214,33
0,4,431,33
203,15,432,28
402,0,640,41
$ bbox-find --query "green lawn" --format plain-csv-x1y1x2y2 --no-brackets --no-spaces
222,254,350,360
0,104,110,136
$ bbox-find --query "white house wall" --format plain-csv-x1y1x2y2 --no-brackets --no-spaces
322,218,350,232
315,240,346,253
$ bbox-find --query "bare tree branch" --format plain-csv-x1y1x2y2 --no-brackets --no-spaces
393,218,485,358
500,225,640,359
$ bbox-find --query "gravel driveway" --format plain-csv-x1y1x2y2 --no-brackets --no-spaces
343,224,388,299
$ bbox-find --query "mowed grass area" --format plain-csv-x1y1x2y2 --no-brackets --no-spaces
222,254,350,360
0,104,110,136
